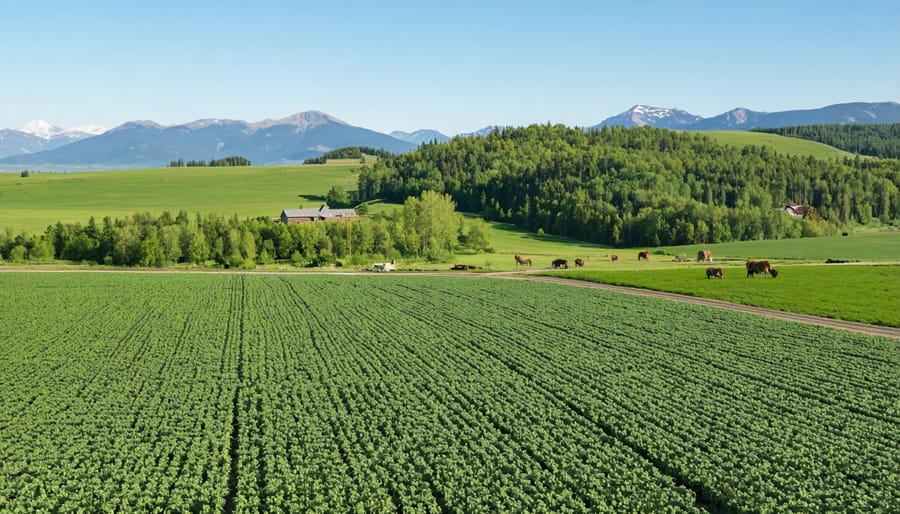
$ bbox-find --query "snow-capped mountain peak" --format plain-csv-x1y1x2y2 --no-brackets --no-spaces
18,119,107,139
19,119,65,139
594,105,703,129
67,124,108,136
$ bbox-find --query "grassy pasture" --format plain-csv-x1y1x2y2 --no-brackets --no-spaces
420,220,899,272
0,164,361,233
552,265,900,327
323,155,377,165
662,231,900,262
698,131,854,159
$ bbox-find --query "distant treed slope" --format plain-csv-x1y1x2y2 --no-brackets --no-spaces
303,146,396,164
358,125,900,247
754,124,900,159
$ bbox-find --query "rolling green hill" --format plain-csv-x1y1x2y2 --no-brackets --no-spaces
699,131,854,159
0,164,361,233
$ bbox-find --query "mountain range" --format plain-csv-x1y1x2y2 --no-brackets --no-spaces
0,120,107,160
592,102,900,130
1,101,898,167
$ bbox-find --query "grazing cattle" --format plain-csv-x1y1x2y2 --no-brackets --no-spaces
638,251,651,261
551,259,568,269
610,255,618,262
698,250,713,262
769,268,778,278
451,264,478,270
746,259,774,278
574,258,585,267
706,267,724,279
514,254,532,267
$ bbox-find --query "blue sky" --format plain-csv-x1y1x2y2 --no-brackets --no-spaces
2,0,898,135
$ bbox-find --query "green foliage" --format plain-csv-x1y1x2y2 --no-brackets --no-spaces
358,125,900,246
0,273,896,512
400,190,461,260
168,155,251,167
324,185,351,208
754,123,900,158
9,244,26,262
463,218,491,252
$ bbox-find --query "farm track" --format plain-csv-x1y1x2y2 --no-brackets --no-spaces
490,271,900,340
2,267,898,339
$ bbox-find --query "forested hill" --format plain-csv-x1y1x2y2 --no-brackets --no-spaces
358,125,900,247
753,124,900,159
303,146,396,164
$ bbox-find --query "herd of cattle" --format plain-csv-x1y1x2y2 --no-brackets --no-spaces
512,250,779,279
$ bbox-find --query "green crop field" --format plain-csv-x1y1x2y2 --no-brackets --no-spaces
0,165,361,234
1,272,897,512
698,131,855,159
552,265,900,326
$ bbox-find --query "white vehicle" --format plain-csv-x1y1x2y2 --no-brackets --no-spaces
369,260,396,272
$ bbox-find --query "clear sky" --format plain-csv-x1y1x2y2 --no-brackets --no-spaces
2,0,898,135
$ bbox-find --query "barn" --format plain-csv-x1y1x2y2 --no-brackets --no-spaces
279,205,358,223
781,204,806,217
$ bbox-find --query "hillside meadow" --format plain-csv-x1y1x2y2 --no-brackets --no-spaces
0,164,360,234
698,131,854,160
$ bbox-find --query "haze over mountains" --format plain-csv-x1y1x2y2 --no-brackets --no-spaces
1,102,897,167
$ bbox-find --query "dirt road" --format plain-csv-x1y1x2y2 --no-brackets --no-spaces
490,272,900,340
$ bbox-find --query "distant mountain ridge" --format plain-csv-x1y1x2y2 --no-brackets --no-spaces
1,111,416,166
390,129,450,145
594,101,900,130
593,105,702,129
2,102,898,166
0,120,108,159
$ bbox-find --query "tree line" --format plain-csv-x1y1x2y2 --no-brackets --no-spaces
753,124,900,159
357,125,900,247
303,147,395,164
0,191,491,267
167,156,252,167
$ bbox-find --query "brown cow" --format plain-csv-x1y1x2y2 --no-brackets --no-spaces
638,251,651,261
610,255,618,262
698,250,712,262
746,259,773,278
551,259,568,269
514,254,532,267
706,267,724,279
574,258,585,267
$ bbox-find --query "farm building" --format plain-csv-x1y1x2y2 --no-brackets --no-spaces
279,205,358,223
781,204,806,217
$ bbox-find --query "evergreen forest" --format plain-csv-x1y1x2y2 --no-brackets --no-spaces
358,125,900,247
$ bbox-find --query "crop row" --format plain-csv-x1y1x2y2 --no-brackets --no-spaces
0,272,896,512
